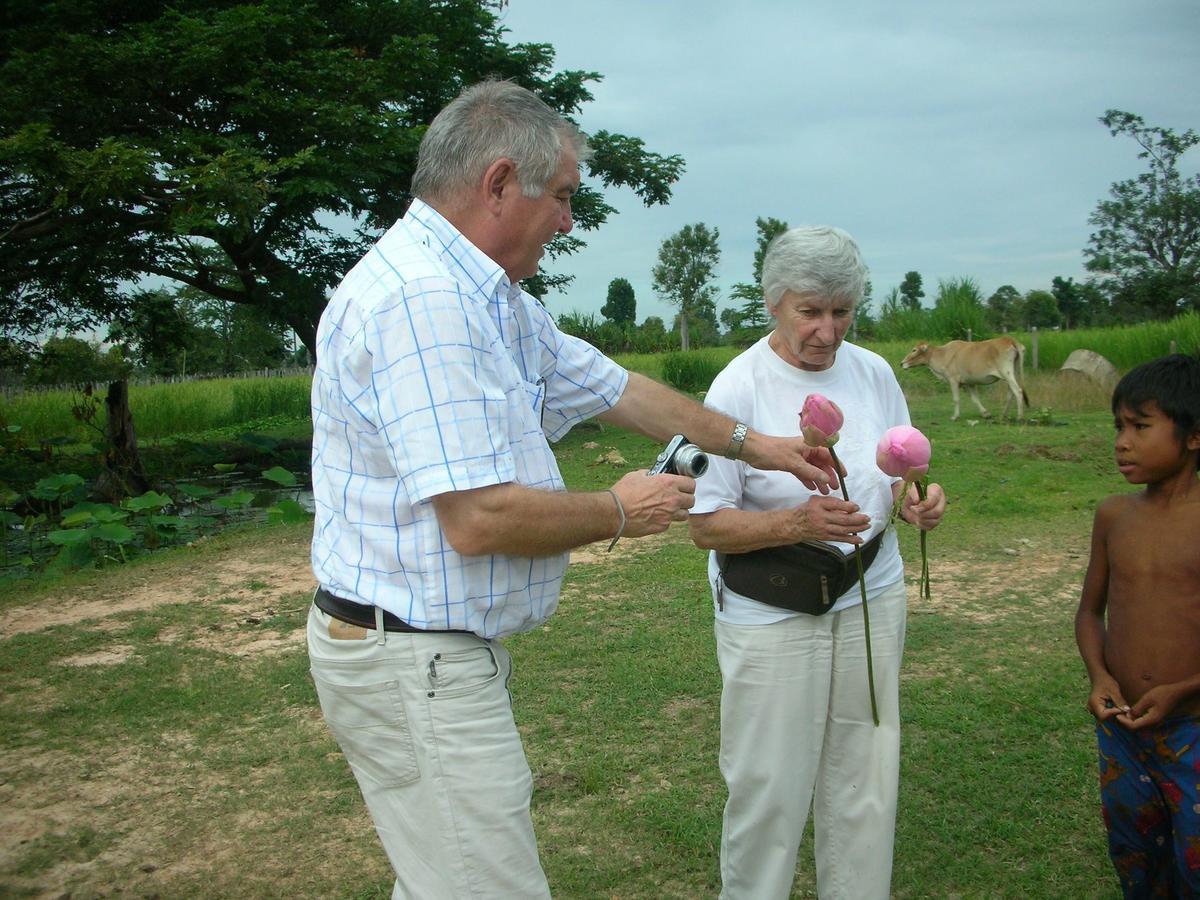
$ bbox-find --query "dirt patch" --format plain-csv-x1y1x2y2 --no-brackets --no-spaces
568,521,687,566
0,535,316,639
56,645,136,667
906,538,1086,622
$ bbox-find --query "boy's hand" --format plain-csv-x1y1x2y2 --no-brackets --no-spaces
1121,684,1181,731
1087,680,1131,722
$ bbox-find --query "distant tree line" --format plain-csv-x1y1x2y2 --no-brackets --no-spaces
558,107,1198,353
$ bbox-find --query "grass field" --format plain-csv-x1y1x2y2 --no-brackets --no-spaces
0,371,1138,897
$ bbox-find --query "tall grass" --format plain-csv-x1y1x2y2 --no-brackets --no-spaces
0,375,313,445
3,313,1196,447
1011,311,1200,370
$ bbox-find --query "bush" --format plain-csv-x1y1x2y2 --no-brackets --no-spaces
929,277,989,341
661,350,727,393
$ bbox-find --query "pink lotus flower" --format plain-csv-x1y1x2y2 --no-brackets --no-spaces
876,424,934,603
801,392,879,725
876,426,931,482
799,394,843,447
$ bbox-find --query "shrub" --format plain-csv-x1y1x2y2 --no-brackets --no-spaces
661,350,727,393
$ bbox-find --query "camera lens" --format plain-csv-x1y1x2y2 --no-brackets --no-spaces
673,444,709,477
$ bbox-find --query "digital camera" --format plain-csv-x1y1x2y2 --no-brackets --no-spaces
647,434,709,478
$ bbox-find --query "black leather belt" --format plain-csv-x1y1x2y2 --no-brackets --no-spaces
313,588,471,634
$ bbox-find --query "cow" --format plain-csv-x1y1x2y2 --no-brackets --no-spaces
901,336,1030,420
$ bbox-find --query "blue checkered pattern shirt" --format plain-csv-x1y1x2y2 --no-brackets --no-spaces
310,200,628,638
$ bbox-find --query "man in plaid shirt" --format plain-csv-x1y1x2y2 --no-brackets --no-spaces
308,79,837,898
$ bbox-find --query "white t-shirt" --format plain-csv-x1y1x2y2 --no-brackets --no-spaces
693,335,910,625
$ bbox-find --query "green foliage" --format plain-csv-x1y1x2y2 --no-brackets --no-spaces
874,304,932,342
1051,276,1092,329
652,223,721,352
660,350,726,393
899,271,925,310
0,0,683,354
723,216,784,345
1023,289,1062,329
986,285,1022,332
928,277,988,341
0,375,312,445
600,278,636,325
1011,310,1200,370
25,337,128,387
1086,109,1200,319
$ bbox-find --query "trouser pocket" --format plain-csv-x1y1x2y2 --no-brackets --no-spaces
310,672,420,788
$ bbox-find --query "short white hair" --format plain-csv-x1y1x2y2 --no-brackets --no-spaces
761,226,868,309
411,79,591,204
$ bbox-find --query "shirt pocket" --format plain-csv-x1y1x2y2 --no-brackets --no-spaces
310,672,420,788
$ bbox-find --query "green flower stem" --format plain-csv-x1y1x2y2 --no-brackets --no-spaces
828,446,879,727
915,480,931,600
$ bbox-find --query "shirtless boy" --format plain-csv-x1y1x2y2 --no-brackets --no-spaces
1075,353,1200,898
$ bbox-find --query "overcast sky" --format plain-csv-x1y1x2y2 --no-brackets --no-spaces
496,0,1200,325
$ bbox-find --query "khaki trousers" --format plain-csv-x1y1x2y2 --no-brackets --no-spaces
715,579,907,900
307,605,550,899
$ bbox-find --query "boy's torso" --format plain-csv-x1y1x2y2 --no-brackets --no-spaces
1103,488,1200,711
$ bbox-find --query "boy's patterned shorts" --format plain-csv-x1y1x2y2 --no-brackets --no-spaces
1097,715,1200,899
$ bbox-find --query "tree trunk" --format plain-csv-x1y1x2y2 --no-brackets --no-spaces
94,380,151,501
680,312,691,352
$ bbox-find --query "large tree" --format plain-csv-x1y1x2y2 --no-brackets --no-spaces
726,216,786,338
899,271,925,310
985,284,1022,332
0,0,684,356
600,276,636,325
651,222,720,352
1085,109,1200,319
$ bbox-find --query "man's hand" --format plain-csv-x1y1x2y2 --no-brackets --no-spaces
741,433,840,493
610,470,696,538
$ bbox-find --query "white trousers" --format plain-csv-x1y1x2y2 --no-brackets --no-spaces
306,606,551,899
715,580,907,900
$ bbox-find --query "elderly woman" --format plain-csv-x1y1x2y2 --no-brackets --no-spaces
690,225,946,900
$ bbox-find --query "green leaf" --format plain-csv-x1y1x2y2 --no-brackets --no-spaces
123,491,172,512
93,523,134,544
261,466,297,487
213,464,238,473
149,515,190,529
213,490,255,510
177,484,219,500
48,528,91,546
266,499,311,524
31,473,85,500
60,509,97,527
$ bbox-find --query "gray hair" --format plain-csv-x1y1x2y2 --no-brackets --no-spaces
760,226,868,309
411,79,592,204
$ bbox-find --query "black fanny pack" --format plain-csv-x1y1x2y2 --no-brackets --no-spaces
715,529,886,616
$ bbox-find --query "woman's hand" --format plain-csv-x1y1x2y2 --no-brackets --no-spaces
900,481,946,531
792,495,871,545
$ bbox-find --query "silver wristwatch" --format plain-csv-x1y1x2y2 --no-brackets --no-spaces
724,422,748,460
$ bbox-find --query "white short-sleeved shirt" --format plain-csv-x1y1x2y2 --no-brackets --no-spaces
310,200,628,638
693,336,909,625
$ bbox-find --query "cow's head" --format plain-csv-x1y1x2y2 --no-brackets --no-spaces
901,343,931,369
